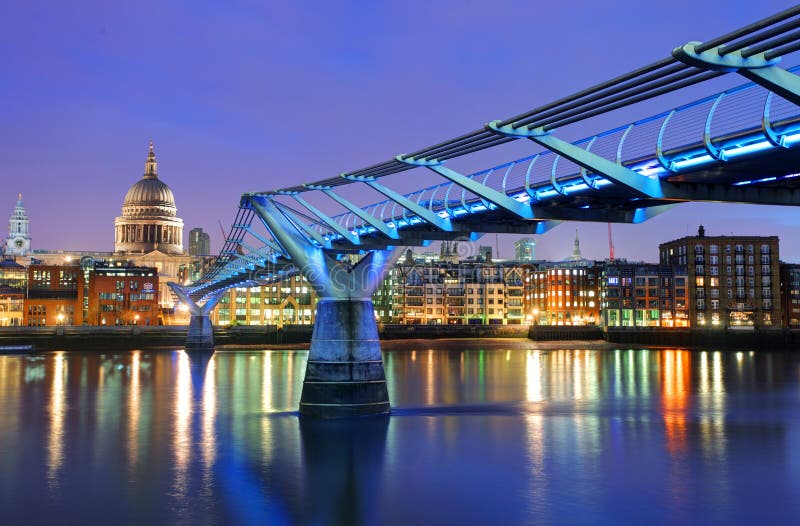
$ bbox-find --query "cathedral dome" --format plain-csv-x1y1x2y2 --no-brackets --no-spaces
121,142,177,219
122,177,177,217
114,142,184,255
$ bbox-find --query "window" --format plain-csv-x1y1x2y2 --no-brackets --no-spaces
32,270,51,288
696,277,704,287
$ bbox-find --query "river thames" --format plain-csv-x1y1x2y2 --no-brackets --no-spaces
1,341,799,525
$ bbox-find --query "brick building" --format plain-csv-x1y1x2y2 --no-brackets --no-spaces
87,263,159,326
24,263,84,326
780,262,800,328
659,226,781,328
526,264,600,325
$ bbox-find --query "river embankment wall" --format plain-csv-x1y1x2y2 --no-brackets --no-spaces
1,324,798,350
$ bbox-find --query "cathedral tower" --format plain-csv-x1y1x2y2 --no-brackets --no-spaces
5,193,31,256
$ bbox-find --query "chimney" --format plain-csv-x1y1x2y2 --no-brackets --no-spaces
698,225,705,238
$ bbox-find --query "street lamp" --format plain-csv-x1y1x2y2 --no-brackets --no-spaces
134,314,140,325
56,313,65,325
532,307,540,325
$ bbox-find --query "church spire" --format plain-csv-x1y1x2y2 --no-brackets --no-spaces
144,140,158,179
570,228,583,260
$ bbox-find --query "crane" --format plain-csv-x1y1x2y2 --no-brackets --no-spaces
608,223,615,261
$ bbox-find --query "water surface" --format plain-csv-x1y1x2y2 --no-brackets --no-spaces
1,344,799,525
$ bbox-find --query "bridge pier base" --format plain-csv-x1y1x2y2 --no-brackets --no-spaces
249,195,403,418
168,284,227,354
186,314,215,352
300,299,389,418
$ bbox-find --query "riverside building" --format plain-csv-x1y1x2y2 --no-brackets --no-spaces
24,263,84,326
87,263,159,326
781,262,800,328
601,262,662,327
0,259,26,326
659,226,781,328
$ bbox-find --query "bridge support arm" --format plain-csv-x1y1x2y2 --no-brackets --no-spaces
288,194,360,245
347,177,455,232
487,121,671,199
396,155,535,220
673,41,800,106
311,186,400,240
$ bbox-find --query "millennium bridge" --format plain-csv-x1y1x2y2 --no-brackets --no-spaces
172,7,800,417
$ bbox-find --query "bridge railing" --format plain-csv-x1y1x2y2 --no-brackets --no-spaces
297,70,800,243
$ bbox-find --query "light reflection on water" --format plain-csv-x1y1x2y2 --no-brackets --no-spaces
0,346,799,525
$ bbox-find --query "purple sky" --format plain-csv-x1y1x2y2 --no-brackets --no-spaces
2,0,799,263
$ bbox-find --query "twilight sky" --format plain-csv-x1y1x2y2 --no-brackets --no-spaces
2,0,799,262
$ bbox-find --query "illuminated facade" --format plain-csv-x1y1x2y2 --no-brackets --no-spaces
780,263,800,328
391,260,526,325
24,263,84,326
657,265,690,327
601,262,662,327
659,227,781,328
87,263,159,326
526,264,600,325
0,259,26,326
210,274,317,326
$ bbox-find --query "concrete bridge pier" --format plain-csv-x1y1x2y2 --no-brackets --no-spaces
169,284,227,353
249,196,402,418
302,293,391,417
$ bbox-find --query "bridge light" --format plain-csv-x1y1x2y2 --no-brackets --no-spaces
723,140,772,159
671,154,714,171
